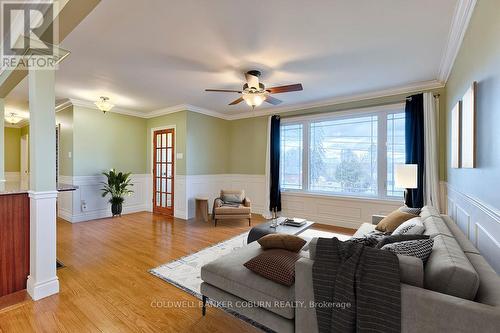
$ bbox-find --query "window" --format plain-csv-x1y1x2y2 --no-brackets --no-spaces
387,113,406,197
280,105,406,199
280,124,303,189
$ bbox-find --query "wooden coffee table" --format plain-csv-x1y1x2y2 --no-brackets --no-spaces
247,217,315,243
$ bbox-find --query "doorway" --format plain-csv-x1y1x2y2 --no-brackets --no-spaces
153,129,174,216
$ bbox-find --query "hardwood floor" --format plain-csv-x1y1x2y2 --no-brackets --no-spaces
0,212,355,332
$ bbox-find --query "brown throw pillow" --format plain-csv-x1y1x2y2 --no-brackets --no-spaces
375,210,418,232
244,249,301,286
257,233,307,253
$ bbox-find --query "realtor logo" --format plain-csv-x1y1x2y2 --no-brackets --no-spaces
1,0,60,70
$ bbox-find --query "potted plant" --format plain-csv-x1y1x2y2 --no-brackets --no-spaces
101,169,134,217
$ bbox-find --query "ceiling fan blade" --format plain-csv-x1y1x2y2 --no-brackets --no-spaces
228,97,244,105
205,89,242,93
266,83,303,94
265,95,283,105
245,72,259,89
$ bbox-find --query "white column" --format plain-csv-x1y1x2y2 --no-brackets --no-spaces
26,68,59,301
0,98,5,183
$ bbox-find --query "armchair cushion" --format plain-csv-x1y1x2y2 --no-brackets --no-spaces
215,205,251,215
221,190,245,204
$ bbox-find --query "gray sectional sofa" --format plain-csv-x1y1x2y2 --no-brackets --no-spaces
200,206,500,332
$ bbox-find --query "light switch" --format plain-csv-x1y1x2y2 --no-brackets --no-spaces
68,151,72,159
176,152,183,159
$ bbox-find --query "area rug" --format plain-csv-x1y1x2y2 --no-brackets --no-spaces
149,229,350,298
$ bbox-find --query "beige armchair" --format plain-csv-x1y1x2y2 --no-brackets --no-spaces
213,190,252,227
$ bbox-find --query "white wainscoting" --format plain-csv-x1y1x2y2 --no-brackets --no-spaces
185,174,266,219
281,192,401,229
443,181,500,273
58,174,151,223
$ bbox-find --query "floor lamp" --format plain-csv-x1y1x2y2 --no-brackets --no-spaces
395,164,418,206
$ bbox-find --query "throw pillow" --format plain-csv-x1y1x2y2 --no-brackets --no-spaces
375,210,418,233
244,249,302,286
392,217,425,235
258,234,307,253
381,238,434,263
399,206,422,216
376,234,430,249
222,193,243,204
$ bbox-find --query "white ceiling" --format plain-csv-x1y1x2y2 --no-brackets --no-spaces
6,0,462,118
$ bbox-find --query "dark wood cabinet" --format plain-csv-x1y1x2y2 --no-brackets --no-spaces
0,193,30,297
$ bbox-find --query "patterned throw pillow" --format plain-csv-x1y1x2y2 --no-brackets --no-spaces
381,238,434,263
244,249,302,286
376,234,430,249
399,206,422,215
392,217,425,235
258,234,307,253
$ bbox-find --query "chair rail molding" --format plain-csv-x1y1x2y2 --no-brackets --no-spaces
57,174,151,223
442,181,500,273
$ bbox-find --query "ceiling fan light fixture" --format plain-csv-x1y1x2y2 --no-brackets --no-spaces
242,92,265,108
95,96,114,114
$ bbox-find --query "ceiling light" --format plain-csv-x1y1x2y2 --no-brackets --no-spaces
5,113,23,125
95,96,114,114
242,92,265,109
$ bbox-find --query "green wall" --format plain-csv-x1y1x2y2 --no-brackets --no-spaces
187,112,229,175
4,127,21,172
228,116,268,174
56,106,73,176
73,106,147,176
444,0,500,209
146,111,187,175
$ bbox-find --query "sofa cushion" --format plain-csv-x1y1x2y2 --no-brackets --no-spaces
441,215,480,254
392,217,425,235
419,206,441,220
376,210,418,232
425,235,480,300
423,215,454,238
214,205,251,215
258,234,307,253
465,253,500,306
201,241,298,319
244,249,301,286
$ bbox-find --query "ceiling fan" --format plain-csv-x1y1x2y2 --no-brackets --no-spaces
205,70,303,108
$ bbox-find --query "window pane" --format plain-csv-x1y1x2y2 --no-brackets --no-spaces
309,116,378,195
280,124,303,190
387,112,406,197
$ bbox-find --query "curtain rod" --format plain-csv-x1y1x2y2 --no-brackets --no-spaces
406,93,440,102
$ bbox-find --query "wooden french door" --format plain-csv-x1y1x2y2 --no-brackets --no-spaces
153,129,175,215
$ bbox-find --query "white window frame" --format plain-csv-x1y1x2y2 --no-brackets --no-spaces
280,103,405,201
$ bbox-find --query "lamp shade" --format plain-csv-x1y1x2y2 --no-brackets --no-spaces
395,164,418,189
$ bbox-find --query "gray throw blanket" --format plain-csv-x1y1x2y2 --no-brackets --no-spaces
312,237,400,333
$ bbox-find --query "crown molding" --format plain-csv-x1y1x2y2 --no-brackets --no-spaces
66,98,147,118
225,79,445,120
438,0,477,83
54,79,444,122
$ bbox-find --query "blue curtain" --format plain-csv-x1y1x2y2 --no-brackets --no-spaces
405,94,424,208
269,115,281,212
